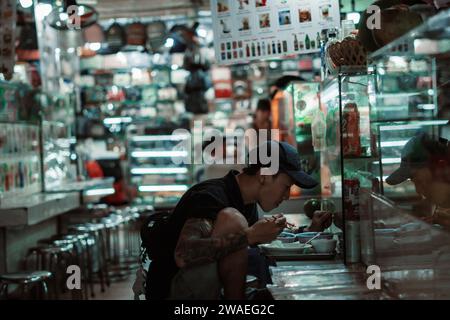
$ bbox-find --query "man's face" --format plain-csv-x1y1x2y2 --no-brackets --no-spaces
411,167,450,207
255,109,270,123
257,172,294,211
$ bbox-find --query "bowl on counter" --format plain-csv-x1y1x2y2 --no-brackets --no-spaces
260,240,312,255
296,232,333,243
311,239,337,254
277,232,297,243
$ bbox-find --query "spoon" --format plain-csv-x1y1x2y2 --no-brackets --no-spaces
304,232,322,245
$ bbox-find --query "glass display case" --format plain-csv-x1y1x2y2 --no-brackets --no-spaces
362,9,450,299
368,8,450,207
320,67,375,264
126,124,192,208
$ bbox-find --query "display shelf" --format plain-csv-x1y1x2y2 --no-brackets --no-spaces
126,125,192,201
0,192,80,227
45,177,115,193
370,8,450,60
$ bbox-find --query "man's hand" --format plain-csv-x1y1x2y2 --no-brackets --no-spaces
305,211,332,232
246,215,286,245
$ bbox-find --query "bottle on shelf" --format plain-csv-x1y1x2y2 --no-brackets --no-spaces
251,42,256,56
343,168,363,264
282,40,288,52
342,98,362,157
341,19,355,39
272,41,276,54
257,42,261,56
305,34,311,50
267,43,271,54
246,44,250,57
277,40,282,53
311,108,326,152
293,34,299,51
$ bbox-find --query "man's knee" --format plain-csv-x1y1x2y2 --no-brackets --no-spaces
212,208,248,236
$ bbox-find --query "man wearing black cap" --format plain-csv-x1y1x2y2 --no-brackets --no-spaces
386,132,450,226
145,141,331,300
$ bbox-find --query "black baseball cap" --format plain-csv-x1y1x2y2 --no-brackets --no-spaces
248,140,318,189
386,132,447,185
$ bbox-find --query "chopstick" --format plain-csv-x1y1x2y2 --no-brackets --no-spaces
270,215,296,229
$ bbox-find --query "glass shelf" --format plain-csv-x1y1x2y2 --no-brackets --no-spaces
370,9,450,60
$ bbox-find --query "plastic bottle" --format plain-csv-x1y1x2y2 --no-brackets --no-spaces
311,108,326,152
293,34,299,51
341,19,355,40
342,95,362,157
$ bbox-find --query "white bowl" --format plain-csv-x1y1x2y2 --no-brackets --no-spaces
260,241,312,255
311,239,337,253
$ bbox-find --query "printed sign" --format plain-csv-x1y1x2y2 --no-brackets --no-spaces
211,0,340,64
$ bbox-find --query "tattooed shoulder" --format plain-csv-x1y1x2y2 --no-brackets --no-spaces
181,218,214,238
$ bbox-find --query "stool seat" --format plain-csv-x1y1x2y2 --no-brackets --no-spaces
37,244,74,254
0,271,52,284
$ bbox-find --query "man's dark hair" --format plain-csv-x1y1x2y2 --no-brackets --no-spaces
256,98,271,112
242,164,262,175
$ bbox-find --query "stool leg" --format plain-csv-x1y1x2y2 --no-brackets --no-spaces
50,253,59,300
100,230,111,287
41,280,49,300
86,241,95,298
22,283,28,300
82,241,90,300
0,283,8,299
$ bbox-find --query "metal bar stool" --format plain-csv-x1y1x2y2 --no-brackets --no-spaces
24,242,74,300
100,214,129,281
68,223,109,297
0,271,52,300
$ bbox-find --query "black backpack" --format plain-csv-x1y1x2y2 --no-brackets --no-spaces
140,210,172,261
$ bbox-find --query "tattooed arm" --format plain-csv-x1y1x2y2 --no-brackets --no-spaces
174,218,249,269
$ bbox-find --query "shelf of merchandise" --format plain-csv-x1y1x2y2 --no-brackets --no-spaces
126,126,192,206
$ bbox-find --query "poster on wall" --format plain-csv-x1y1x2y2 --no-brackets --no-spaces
0,0,17,80
211,0,340,65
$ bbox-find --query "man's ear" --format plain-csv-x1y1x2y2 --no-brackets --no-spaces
258,171,265,185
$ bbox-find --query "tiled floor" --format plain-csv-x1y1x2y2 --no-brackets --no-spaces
92,274,138,300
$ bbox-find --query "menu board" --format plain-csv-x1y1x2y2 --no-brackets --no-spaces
0,0,17,80
211,0,340,65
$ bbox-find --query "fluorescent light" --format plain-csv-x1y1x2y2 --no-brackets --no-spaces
380,120,448,131
139,185,188,192
417,104,435,110
36,3,52,19
103,117,132,125
131,167,188,175
131,135,189,142
380,140,409,148
171,65,179,71
346,12,361,25
131,151,188,158
19,0,33,9
85,188,115,196
382,158,401,164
